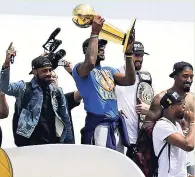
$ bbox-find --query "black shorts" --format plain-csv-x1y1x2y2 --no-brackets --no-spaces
126,144,136,159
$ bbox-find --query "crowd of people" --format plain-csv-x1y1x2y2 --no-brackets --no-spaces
0,15,194,177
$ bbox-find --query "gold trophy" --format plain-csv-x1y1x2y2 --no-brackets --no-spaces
72,4,136,53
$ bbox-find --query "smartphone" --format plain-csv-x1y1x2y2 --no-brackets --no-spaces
58,59,65,66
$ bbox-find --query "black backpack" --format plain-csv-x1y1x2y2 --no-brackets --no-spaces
153,142,170,177
132,121,171,177
12,82,33,146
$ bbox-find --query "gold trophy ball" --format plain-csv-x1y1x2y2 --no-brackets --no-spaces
72,4,96,28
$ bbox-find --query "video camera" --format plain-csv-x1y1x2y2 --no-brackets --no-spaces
42,28,66,70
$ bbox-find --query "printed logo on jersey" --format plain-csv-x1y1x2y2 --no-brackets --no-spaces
92,68,116,100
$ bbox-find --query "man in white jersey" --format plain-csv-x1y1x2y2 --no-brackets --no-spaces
115,41,152,158
153,91,194,177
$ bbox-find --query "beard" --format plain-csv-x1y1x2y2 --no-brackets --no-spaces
183,87,190,92
134,61,142,71
37,75,52,86
183,82,192,92
177,111,185,120
95,55,105,65
97,54,105,61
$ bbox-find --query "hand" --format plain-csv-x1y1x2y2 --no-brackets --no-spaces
178,119,188,130
125,29,135,54
5,42,16,65
40,52,49,57
119,110,128,119
184,110,194,124
178,119,189,135
92,15,105,35
63,60,73,74
135,98,150,115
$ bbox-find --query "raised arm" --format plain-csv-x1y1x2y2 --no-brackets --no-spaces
166,110,194,151
114,30,136,86
0,42,25,97
0,91,9,119
76,16,104,77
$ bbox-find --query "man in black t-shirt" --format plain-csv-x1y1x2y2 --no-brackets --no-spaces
1,46,74,146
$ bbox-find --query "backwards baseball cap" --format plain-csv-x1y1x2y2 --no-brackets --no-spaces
169,61,193,78
160,91,184,109
82,38,108,54
132,41,149,55
29,56,52,75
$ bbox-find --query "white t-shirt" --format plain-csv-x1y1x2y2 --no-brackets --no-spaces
115,66,140,144
153,118,187,177
187,149,195,167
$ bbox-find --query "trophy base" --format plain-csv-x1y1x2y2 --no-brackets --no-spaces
123,18,136,53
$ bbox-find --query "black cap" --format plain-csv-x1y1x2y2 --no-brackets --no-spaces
160,91,184,109
29,56,52,75
82,38,108,54
132,41,149,55
169,61,193,78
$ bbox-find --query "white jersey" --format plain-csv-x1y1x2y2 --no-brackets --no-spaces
115,66,140,144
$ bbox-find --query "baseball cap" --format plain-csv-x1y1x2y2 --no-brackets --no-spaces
82,38,108,53
132,41,149,55
160,91,184,109
169,61,193,78
29,56,52,75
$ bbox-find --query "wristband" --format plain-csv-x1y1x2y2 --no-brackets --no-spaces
90,33,99,38
2,62,10,69
125,55,133,59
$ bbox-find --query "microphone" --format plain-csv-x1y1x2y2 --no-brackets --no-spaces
42,28,61,50
10,45,15,64
10,55,15,64
48,28,61,41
